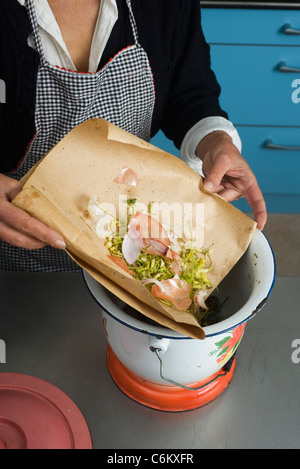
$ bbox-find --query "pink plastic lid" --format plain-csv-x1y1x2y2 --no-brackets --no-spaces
0,373,92,449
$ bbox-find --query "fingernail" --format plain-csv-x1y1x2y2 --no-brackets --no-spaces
54,239,66,249
203,181,214,192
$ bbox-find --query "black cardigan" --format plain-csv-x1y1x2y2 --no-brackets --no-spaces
0,0,227,172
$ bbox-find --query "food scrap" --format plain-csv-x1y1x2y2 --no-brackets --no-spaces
87,195,216,327
114,166,139,186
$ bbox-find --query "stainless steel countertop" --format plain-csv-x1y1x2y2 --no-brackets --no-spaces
0,272,299,449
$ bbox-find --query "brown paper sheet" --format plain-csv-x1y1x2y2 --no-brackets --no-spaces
13,118,256,340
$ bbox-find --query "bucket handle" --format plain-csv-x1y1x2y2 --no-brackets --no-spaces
149,345,236,391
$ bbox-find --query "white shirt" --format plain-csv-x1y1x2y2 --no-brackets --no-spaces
17,0,241,173
17,0,118,73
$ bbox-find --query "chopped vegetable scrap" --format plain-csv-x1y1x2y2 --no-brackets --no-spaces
87,194,218,326
114,166,139,186
85,166,220,326
149,277,192,312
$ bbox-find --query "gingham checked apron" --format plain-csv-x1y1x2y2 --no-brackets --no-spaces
0,0,155,271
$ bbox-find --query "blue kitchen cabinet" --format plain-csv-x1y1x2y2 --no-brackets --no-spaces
151,7,300,213
207,44,300,127
202,8,300,213
201,8,300,46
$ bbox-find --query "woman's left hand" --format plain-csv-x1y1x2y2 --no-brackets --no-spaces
196,131,267,230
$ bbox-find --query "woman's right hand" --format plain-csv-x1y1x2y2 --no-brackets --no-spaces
0,174,66,250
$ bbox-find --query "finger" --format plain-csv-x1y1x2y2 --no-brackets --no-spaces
218,182,267,229
202,155,232,192
0,221,47,249
0,201,66,249
243,182,267,230
216,187,244,202
0,174,23,200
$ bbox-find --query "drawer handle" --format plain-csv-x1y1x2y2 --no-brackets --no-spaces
278,62,300,73
283,24,300,36
264,139,300,151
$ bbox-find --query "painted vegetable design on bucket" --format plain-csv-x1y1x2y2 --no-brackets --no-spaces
209,324,246,367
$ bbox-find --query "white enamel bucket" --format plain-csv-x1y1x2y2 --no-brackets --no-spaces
83,230,275,390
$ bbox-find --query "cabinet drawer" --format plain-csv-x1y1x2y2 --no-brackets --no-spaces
237,126,300,195
210,44,300,126
202,8,300,46
151,128,300,213
151,127,300,194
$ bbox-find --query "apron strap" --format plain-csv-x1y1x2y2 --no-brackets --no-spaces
25,0,46,65
126,0,140,45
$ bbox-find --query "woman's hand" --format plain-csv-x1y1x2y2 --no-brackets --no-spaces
196,131,267,230
0,174,66,249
